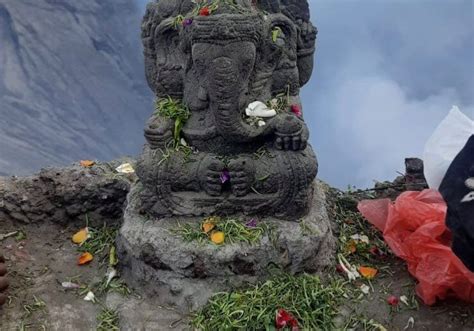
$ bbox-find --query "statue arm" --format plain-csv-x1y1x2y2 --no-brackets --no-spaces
144,114,175,149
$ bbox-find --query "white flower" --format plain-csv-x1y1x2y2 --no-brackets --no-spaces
245,101,276,118
115,163,135,174
403,317,415,330
400,295,409,306
338,254,360,281
359,284,370,295
106,268,117,287
84,291,96,302
350,234,369,244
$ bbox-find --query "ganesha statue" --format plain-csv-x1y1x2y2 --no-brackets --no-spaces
136,0,319,220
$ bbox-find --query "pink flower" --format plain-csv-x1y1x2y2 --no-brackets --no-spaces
199,7,210,16
290,104,302,117
276,309,299,330
387,295,399,306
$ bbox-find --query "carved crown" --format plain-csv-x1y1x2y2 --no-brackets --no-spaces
188,15,263,45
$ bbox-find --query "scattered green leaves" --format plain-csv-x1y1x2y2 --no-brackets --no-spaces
192,273,345,330
155,97,190,147
78,224,118,258
267,84,291,113
169,15,184,29
171,218,269,245
23,296,46,318
97,307,120,331
80,276,131,298
332,194,392,269
15,230,27,242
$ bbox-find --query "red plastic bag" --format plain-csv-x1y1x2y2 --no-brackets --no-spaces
358,189,474,305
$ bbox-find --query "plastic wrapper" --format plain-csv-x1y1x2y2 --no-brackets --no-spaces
423,106,473,190
358,190,474,305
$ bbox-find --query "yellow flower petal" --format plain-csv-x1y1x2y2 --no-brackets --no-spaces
72,228,89,244
359,266,378,279
210,231,225,245
80,160,95,167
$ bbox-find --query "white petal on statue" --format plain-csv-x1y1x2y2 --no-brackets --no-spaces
257,120,266,127
245,101,276,118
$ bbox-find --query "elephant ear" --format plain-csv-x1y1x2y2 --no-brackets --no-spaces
279,0,317,87
141,1,191,97
256,0,317,87
142,2,161,93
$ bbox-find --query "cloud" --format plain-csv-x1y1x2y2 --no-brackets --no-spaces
303,0,473,188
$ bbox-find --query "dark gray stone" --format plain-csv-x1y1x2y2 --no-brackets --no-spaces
117,180,335,310
0,158,135,227
136,0,319,219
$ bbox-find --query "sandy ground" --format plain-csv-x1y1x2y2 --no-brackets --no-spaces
0,219,473,331
0,220,188,331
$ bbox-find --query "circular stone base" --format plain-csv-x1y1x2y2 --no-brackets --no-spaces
116,180,336,311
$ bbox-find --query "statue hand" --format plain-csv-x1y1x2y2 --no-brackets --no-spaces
144,115,174,148
273,114,309,151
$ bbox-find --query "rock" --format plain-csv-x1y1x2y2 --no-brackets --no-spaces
374,157,428,200
0,158,135,227
116,180,336,311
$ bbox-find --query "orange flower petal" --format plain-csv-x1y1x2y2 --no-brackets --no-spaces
359,266,378,279
210,231,225,245
202,216,219,234
78,252,94,265
72,228,89,244
202,222,216,234
80,160,95,167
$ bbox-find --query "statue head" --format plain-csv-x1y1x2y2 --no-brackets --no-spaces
142,0,317,100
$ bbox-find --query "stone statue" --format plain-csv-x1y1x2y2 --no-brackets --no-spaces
137,0,318,220
118,1,334,309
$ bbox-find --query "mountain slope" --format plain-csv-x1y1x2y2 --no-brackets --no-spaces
0,0,152,176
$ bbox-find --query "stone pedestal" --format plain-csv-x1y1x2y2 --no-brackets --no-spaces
117,180,336,311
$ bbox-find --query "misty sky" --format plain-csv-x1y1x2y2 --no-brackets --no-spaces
303,0,473,188
137,0,473,188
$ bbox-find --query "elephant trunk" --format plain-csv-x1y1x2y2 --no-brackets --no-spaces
209,57,270,142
